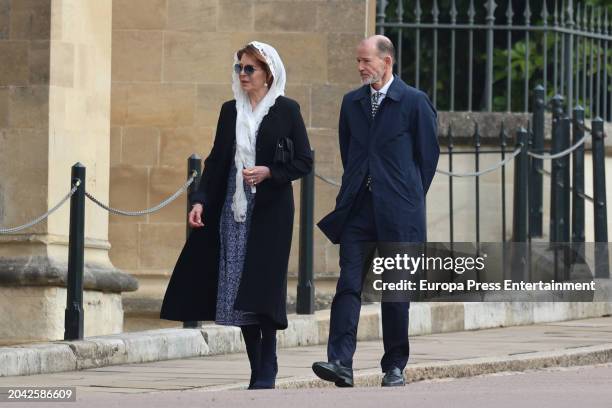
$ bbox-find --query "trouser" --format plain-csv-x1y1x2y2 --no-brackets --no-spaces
326,186,410,372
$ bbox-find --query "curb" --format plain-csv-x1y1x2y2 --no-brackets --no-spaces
206,343,612,391
1,301,611,377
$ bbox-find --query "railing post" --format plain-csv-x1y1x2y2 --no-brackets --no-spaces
297,150,315,314
559,116,571,245
558,115,572,280
549,94,564,243
448,124,455,247
474,122,481,246
376,0,387,35
512,128,529,243
571,106,586,264
64,163,86,341
500,122,508,279
564,0,574,115
485,0,497,112
530,85,545,237
591,118,609,278
183,154,202,329
512,127,529,281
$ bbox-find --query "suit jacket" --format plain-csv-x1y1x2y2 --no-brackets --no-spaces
160,96,313,329
318,76,439,244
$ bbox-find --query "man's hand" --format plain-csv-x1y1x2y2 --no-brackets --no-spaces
242,166,271,187
188,203,204,228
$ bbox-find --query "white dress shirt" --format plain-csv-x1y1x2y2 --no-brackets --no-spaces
370,76,394,104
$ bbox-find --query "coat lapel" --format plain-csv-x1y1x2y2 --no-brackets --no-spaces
384,75,403,103
353,85,372,125
374,76,404,143
256,103,279,151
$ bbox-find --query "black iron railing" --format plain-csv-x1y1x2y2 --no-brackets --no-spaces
377,0,612,120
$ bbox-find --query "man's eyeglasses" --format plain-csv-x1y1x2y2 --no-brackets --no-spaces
233,64,258,76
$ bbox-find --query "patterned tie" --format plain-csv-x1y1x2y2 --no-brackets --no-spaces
371,91,383,118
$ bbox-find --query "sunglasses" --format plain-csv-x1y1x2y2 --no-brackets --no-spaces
233,64,259,76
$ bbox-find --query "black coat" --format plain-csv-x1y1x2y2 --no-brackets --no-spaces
160,96,313,329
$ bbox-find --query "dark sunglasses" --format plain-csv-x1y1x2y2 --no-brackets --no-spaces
233,64,259,75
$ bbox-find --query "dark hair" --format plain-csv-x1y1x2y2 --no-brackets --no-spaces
376,37,396,63
236,44,274,87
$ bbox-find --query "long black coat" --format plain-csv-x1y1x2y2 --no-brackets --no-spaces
160,96,313,329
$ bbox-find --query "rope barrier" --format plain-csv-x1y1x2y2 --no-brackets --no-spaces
0,172,197,234
576,121,593,134
527,133,589,159
0,181,80,234
436,147,522,177
315,172,342,187
85,171,197,216
535,167,594,203
0,121,604,229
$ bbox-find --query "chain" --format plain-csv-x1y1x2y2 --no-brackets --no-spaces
85,171,197,216
0,181,81,234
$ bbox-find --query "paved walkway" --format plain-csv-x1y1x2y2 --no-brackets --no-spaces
1,317,611,396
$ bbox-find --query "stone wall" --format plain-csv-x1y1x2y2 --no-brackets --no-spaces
0,0,135,344
108,0,377,327
0,0,51,240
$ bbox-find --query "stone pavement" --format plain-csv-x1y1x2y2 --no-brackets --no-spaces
0,316,611,396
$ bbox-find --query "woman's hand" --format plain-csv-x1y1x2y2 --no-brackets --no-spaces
242,166,271,187
188,203,205,228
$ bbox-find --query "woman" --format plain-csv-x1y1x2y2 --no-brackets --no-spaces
160,41,313,390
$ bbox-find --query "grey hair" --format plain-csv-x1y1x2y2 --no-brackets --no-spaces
376,37,396,62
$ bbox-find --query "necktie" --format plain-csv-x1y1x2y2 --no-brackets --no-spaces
371,91,382,118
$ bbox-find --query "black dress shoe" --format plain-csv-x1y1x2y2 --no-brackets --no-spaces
381,367,405,387
312,360,354,387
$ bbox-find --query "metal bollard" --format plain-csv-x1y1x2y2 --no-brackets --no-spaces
64,163,86,341
512,128,529,243
511,128,529,282
549,95,565,243
591,118,609,279
530,85,545,237
184,154,202,329
297,150,315,314
558,116,571,245
499,123,508,279
558,115,571,280
571,106,586,264
474,122,481,247
448,125,455,247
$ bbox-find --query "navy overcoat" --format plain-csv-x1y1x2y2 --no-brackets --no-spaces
318,77,439,243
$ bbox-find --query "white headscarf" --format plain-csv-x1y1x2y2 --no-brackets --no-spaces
231,41,286,222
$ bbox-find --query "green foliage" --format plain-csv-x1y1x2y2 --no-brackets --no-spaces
493,41,543,83
584,0,612,13
380,0,612,112
492,40,543,111
491,32,612,111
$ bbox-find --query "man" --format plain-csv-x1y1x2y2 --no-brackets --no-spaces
313,35,439,387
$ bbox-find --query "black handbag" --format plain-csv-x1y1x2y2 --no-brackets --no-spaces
273,136,294,164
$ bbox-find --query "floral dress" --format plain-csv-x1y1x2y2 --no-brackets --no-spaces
214,144,259,326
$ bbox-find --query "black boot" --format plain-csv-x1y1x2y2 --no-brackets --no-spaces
240,325,262,389
251,326,277,389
